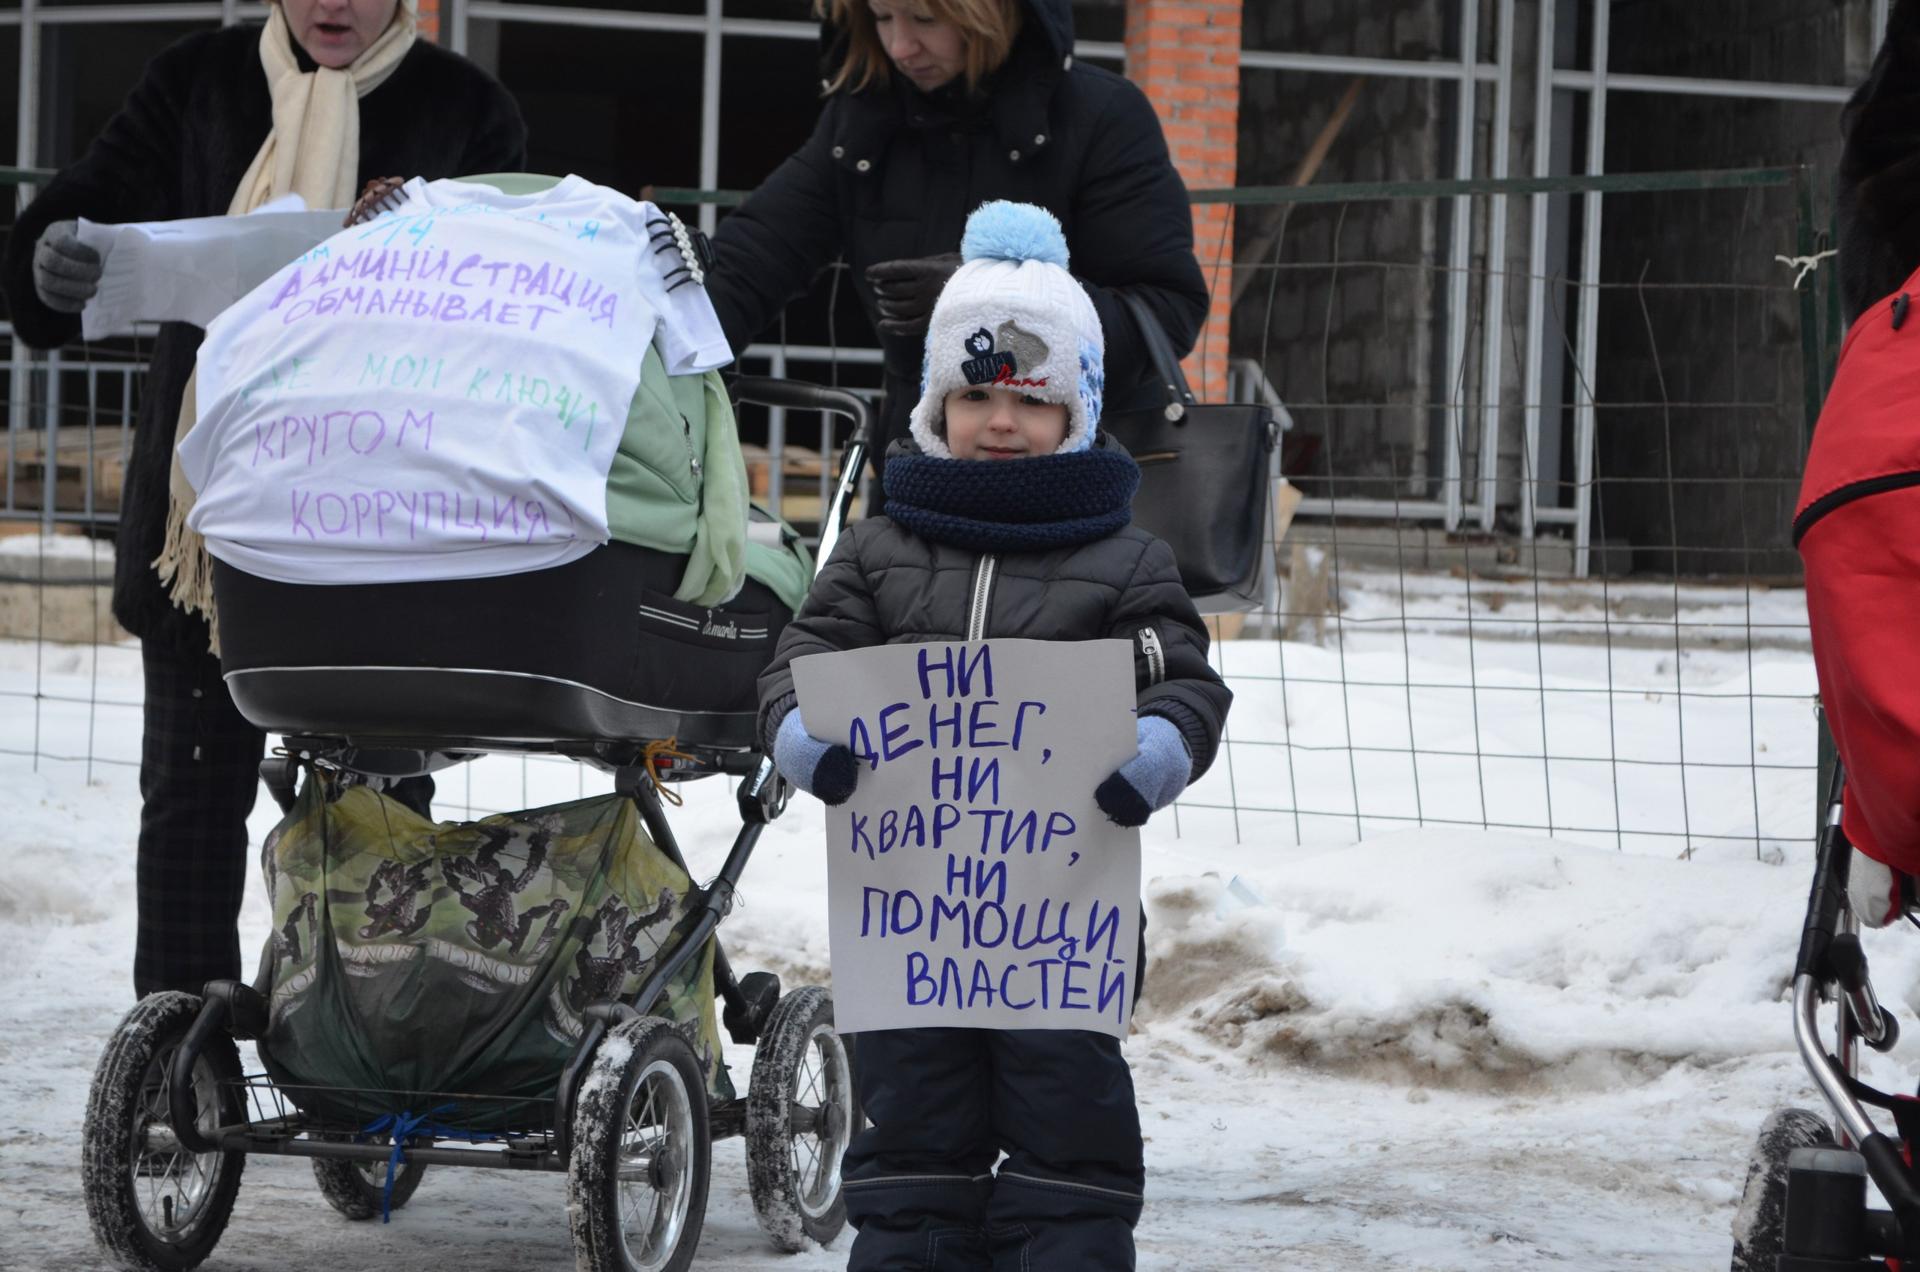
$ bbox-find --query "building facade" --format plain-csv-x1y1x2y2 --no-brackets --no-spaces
0,0,1888,575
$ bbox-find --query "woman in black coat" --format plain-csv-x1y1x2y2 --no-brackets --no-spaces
704,0,1208,472
1840,0,1920,324
1,0,525,999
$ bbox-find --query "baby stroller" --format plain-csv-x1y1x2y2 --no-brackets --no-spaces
1728,759,1920,1270
78,377,870,1272
1729,268,1920,1269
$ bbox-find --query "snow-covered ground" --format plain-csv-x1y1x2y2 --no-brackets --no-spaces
0,583,1893,1270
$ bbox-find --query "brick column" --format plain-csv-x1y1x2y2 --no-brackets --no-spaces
1125,0,1240,402
416,0,440,42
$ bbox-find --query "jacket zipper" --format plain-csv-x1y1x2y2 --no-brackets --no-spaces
1138,626,1166,685
1792,471,1920,546
967,555,998,641
680,414,702,481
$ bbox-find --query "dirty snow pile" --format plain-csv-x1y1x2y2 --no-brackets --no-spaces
1137,833,1818,1083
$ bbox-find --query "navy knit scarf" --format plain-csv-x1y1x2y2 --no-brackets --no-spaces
881,447,1140,553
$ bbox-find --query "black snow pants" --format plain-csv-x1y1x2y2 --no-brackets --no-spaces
844,1026,1144,1271
133,643,432,998
134,643,269,998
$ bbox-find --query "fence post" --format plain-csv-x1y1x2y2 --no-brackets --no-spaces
1797,165,1836,858
1794,165,1826,441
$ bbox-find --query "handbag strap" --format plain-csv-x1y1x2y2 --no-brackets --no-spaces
1118,290,1199,421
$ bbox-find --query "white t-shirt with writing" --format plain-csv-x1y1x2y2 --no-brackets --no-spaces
177,174,732,584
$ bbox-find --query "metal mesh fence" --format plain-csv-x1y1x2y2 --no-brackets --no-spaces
1169,167,1825,860
1,168,1830,857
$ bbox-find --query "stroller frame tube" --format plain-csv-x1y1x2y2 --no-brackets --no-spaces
728,376,872,568
551,760,776,1158
1794,974,1878,1147
1783,758,1920,1260
1792,762,1880,1147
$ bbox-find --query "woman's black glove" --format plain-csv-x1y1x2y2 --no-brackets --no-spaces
33,221,103,314
866,253,962,338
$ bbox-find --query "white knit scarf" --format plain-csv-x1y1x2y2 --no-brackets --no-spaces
158,0,419,647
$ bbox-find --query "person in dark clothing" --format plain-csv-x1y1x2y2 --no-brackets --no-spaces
1839,0,1920,324
1830,1,1920,925
704,0,1208,498
1,0,526,998
758,202,1231,1272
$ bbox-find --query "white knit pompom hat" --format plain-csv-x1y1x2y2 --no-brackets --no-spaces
908,201,1106,459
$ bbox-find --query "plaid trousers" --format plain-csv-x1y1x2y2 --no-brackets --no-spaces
134,643,267,997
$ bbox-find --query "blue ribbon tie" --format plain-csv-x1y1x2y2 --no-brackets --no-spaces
358,1104,499,1222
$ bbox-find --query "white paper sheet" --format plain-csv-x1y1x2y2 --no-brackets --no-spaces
77,199,343,339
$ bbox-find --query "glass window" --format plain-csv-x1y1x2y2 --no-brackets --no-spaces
718,35,823,190
0,25,18,168
1243,0,1459,61
38,21,215,167
1071,0,1123,46
1,25,19,329
720,1,1125,58
1608,0,1852,84
724,0,817,22
505,0,704,15
493,21,705,195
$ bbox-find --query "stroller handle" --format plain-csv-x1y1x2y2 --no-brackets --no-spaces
729,376,874,569
729,377,874,443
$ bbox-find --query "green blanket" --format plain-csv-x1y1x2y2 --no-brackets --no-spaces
254,778,732,1132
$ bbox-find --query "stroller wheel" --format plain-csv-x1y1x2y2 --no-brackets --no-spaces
1731,1107,1836,1271
568,1016,711,1272
81,992,246,1272
745,986,856,1251
312,1148,428,1220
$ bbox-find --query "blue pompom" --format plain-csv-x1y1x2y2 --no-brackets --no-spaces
960,201,1070,269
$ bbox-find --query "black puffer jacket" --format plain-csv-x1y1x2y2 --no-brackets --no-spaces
1,24,526,654
706,0,1208,457
757,437,1231,778
1840,0,1920,323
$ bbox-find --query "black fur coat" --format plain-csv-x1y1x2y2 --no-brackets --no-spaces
1,24,526,653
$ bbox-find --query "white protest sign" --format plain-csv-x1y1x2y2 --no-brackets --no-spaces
790,638,1142,1038
174,174,729,587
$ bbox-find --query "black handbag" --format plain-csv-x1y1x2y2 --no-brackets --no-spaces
1104,292,1278,613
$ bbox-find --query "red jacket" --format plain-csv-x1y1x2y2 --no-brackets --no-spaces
1798,268,1920,870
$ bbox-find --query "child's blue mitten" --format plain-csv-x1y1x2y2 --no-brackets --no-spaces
773,709,860,805
1094,715,1192,828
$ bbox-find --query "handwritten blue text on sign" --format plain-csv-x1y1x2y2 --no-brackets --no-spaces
790,638,1141,1038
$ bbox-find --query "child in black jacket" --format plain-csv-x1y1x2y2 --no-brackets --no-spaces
758,201,1231,1272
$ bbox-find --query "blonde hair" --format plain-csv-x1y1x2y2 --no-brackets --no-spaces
817,0,1024,95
